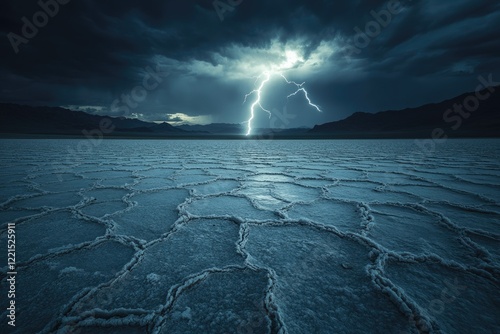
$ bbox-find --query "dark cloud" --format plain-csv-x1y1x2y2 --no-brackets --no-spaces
1,0,499,127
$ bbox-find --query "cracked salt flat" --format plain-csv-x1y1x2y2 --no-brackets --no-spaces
191,180,241,196
159,269,270,334
245,224,412,334
9,192,85,209
1,211,106,264
285,199,362,233
186,195,278,220
0,209,40,228
422,202,500,235
0,138,499,334
112,189,189,241
72,219,243,313
327,180,421,204
0,182,41,204
236,183,289,211
1,240,135,333
385,261,499,333
81,201,129,218
36,179,97,193
467,233,500,262
367,204,475,265
132,178,177,191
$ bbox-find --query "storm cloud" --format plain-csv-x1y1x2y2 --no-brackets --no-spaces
1,0,499,127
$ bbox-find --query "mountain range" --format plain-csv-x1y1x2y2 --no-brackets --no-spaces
1,86,498,138
311,86,500,138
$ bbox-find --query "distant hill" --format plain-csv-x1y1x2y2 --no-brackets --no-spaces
1,86,499,139
177,123,243,134
0,104,186,137
311,86,500,138
176,123,310,135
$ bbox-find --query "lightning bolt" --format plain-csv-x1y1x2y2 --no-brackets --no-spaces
243,72,272,136
243,71,321,136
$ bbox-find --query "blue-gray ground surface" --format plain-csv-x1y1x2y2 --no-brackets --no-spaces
1,139,499,333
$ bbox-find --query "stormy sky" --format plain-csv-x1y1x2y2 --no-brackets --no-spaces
1,0,500,128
